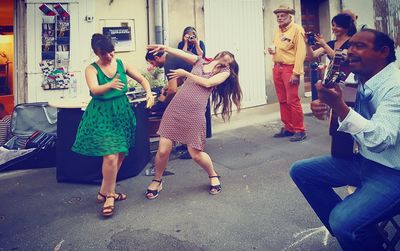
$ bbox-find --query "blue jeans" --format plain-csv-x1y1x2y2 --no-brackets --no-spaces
290,154,400,251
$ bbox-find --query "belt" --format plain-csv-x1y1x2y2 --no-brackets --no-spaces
274,62,294,67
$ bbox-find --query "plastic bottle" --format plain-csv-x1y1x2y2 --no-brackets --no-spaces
69,74,77,98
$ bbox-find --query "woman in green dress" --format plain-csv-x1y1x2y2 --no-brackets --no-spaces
72,34,154,217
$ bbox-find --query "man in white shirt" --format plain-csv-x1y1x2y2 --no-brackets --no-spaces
290,29,400,251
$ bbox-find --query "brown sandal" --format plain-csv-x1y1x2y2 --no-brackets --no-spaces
101,195,115,217
97,192,127,203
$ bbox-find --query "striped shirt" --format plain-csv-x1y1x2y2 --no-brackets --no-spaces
338,63,400,169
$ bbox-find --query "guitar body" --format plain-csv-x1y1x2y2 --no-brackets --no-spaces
330,103,355,158
323,49,356,158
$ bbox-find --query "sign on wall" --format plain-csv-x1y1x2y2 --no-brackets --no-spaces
100,19,135,52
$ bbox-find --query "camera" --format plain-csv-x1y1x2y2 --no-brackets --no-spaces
306,32,316,45
188,35,196,40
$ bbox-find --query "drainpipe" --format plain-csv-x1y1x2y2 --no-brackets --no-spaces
146,0,150,44
162,0,169,45
154,0,163,44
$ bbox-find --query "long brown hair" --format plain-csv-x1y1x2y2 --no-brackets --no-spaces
211,51,242,121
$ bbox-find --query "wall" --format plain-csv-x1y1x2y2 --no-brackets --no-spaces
95,0,154,72
341,0,375,29
167,0,205,49
342,0,400,68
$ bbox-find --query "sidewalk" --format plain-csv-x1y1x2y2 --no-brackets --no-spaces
212,97,312,134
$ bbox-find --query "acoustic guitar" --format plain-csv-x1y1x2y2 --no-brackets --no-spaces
323,49,356,158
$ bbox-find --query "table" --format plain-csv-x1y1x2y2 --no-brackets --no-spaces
49,97,151,184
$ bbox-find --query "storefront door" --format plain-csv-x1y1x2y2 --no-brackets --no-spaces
0,0,15,115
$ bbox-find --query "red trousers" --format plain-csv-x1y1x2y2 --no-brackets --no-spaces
273,64,305,132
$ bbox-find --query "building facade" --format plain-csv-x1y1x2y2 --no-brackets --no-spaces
0,0,399,112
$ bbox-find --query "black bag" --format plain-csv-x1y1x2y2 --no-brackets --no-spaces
0,102,57,171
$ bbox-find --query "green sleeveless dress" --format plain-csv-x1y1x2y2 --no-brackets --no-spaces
72,59,136,156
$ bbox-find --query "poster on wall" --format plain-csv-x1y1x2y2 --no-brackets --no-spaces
99,19,136,52
56,15,70,68
103,27,134,52
41,16,56,60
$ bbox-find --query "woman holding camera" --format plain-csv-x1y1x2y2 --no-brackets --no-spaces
306,14,357,159
177,26,206,58
305,13,356,60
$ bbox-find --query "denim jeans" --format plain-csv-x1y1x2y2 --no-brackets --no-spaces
290,154,400,251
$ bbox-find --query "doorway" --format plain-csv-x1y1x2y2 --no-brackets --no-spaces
204,0,266,108
0,0,14,115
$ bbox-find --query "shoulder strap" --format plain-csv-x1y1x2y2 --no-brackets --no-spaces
116,58,126,73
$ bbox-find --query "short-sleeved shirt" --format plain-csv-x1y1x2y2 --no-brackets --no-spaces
177,40,206,58
164,54,193,81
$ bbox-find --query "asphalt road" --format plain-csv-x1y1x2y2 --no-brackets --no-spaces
0,115,344,251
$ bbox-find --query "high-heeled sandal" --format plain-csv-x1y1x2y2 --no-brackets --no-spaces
96,192,127,203
209,175,222,195
101,195,115,217
146,179,163,200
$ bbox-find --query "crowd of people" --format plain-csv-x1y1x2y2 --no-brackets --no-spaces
3,4,394,251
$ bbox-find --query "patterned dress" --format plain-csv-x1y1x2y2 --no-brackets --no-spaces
72,59,136,156
158,57,229,151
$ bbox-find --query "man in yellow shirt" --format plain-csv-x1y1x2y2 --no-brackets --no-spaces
268,5,307,142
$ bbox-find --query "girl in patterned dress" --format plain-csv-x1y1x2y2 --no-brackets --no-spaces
145,44,242,199
72,34,154,217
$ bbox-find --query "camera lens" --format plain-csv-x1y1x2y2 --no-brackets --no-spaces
307,32,315,45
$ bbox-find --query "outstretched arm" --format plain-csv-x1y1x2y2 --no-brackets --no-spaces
147,44,199,65
168,69,230,88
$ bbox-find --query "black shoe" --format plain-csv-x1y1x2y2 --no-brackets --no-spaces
273,128,295,138
289,132,307,142
179,150,192,159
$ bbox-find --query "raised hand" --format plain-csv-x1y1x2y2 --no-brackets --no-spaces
146,92,155,108
167,69,188,79
316,80,343,108
108,74,125,90
315,34,328,47
146,44,167,54
183,34,190,43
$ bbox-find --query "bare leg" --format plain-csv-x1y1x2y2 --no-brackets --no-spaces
147,137,173,191
187,146,221,192
117,152,125,171
98,153,126,201
99,153,119,213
